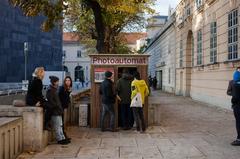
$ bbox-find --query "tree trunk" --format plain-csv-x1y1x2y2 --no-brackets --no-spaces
86,0,107,54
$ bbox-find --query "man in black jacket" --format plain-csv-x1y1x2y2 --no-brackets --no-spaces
47,76,70,145
227,69,240,146
99,71,116,132
116,69,134,130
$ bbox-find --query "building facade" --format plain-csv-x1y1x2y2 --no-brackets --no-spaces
0,0,62,82
63,33,91,83
145,15,176,93
175,0,240,109
146,16,168,39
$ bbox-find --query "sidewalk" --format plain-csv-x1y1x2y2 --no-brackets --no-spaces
18,91,240,159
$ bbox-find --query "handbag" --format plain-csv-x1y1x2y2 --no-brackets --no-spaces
130,92,143,107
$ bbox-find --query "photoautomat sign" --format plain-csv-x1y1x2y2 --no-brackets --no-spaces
92,56,148,65
94,68,114,83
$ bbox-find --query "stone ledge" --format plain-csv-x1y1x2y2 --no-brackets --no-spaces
0,117,22,127
0,105,47,152
0,105,43,116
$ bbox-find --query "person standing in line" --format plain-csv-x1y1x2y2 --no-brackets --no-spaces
47,76,70,145
59,76,72,140
116,69,134,130
228,67,240,146
131,72,149,133
152,76,157,90
99,71,117,132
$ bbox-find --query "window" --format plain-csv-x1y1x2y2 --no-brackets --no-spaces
228,9,238,60
179,39,183,68
192,36,194,66
185,4,191,17
77,50,82,58
196,0,202,8
197,30,203,65
210,22,217,63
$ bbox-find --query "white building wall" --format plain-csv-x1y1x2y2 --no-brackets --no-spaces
146,21,176,93
63,43,91,82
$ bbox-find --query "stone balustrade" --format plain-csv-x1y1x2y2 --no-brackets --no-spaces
0,106,48,152
0,117,23,159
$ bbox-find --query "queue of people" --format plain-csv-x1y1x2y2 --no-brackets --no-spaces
26,67,150,145
26,67,73,145
148,75,157,90
99,70,149,133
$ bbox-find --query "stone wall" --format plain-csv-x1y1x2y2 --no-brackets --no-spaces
0,94,25,105
0,106,48,152
0,117,23,159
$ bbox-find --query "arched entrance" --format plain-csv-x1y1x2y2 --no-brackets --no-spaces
75,66,84,82
63,66,68,72
185,30,193,96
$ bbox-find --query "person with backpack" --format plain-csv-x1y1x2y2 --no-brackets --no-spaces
47,76,70,145
131,72,149,133
227,67,240,146
99,71,117,132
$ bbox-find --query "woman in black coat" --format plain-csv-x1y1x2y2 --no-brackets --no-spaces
26,67,46,107
59,76,72,139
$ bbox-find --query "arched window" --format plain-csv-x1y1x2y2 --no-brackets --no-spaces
75,66,84,82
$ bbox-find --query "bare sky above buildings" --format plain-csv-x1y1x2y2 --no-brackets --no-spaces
152,0,180,16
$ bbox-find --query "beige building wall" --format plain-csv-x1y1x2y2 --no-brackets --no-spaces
175,0,240,109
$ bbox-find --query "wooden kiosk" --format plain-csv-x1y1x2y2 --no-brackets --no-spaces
89,54,150,128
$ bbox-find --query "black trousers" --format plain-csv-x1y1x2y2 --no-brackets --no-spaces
233,105,240,139
120,104,134,128
132,107,145,131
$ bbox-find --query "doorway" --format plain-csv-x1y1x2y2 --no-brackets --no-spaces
117,67,137,128
155,70,162,90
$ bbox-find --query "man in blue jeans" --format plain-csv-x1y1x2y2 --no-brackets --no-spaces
47,76,70,145
99,71,117,132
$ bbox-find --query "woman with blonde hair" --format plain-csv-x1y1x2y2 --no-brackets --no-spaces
26,67,46,107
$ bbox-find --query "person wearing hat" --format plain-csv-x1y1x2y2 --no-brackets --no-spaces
46,76,70,145
99,71,117,132
228,67,240,146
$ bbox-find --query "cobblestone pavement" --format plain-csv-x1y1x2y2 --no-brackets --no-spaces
18,91,240,159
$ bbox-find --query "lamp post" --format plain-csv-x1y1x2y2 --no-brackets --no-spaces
22,42,29,91
62,55,65,85
24,42,29,80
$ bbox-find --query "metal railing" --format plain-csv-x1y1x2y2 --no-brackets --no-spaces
0,83,26,96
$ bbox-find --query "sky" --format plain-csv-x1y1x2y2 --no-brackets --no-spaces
152,0,180,16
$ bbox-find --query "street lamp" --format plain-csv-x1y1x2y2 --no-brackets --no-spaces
24,42,29,80
22,42,29,91
62,54,65,85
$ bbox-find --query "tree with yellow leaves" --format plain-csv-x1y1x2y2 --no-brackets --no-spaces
10,0,155,54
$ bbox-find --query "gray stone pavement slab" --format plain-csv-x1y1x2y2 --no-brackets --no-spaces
17,91,240,159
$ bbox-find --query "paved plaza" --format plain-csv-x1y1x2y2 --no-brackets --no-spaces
18,91,240,159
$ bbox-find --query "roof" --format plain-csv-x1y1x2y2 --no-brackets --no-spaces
63,32,147,45
119,32,147,45
63,32,80,42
